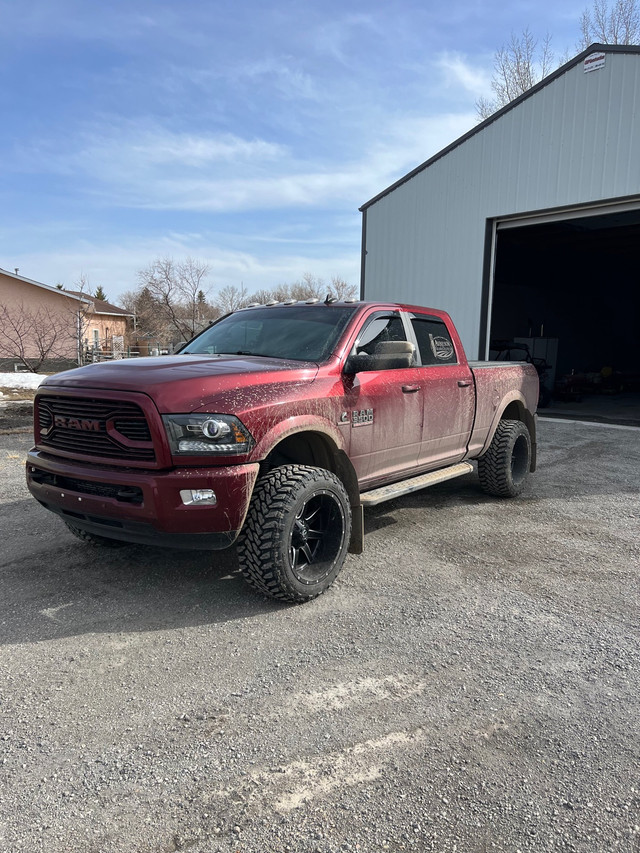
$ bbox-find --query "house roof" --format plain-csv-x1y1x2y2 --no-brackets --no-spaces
0,266,90,305
62,291,134,318
0,268,134,318
359,43,640,212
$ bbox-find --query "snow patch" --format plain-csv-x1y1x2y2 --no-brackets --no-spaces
0,372,48,390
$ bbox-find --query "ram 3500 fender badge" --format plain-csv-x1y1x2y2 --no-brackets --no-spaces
352,408,374,426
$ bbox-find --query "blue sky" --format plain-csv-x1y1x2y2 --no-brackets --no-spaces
1,0,585,304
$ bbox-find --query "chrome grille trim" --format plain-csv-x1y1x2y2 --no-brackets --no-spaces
37,395,155,462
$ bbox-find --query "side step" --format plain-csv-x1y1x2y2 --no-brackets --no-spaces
360,462,474,507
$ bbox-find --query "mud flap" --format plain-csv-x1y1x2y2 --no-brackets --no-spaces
348,504,364,554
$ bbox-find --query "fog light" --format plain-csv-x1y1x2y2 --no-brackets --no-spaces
180,488,217,506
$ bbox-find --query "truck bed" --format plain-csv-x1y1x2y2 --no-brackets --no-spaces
466,360,539,459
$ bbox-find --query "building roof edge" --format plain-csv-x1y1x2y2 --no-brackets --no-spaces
359,43,640,212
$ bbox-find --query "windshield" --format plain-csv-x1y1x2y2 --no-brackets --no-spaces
182,305,359,362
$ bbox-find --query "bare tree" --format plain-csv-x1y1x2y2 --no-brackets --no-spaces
216,283,250,314
0,302,74,372
290,273,357,301
227,274,356,309
579,0,640,47
124,268,356,328
328,276,358,300
477,29,555,120
67,273,95,365
477,1,640,122
289,273,325,302
137,257,212,340
53,273,95,364
119,286,164,338
246,288,281,305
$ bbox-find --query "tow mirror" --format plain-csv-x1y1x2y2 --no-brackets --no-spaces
344,341,415,374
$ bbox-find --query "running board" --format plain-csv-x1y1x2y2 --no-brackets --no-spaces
360,462,474,507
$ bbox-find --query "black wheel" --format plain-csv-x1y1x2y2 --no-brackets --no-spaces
478,419,531,498
237,465,351,602
64,522,129,548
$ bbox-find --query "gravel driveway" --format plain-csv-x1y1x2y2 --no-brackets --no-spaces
0,416,638,853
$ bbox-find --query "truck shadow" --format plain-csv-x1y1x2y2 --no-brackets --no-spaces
0,500,287,646
364,474,491,534
4,425,638,646
3,479,495,645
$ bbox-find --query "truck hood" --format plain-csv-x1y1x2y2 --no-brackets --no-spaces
40,354,319,413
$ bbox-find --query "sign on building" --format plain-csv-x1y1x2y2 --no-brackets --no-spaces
584,52,606,73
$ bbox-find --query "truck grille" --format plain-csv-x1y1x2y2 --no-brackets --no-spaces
37,396,156,462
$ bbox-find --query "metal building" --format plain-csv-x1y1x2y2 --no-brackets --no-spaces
360,44,640,414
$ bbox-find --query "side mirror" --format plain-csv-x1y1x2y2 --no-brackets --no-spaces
343,353,374,374
344,341,415,374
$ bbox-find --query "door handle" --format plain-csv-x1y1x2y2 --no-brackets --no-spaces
458,380,472,387
402,384,420,393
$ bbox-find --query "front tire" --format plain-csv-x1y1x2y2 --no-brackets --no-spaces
237,465,351,603
478,419,531,498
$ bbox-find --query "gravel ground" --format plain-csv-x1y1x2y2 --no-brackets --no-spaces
0,414,639,853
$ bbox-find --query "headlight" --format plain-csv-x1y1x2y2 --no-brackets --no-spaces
162,414,254,455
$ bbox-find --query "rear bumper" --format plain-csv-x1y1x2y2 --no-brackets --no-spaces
26,449,260,550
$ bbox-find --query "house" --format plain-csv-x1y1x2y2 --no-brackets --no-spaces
0,267,134,370
60,290,135,357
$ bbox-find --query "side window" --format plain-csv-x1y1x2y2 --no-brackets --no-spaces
356,315,407,355
411,316,458,366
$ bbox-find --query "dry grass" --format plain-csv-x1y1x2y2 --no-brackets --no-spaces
0,387,37,401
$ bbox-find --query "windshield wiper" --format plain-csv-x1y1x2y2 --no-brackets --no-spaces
182,349,284,358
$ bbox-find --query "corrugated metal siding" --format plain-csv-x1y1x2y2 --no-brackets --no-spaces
362,52,640,358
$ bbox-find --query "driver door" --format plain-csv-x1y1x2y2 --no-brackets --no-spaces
343,311,424,486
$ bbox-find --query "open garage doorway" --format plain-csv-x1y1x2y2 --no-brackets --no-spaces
489,204,640,425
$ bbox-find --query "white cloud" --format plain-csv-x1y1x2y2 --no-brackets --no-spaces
68,126,287,174
436,52,492,98
313,14,379,63
21,106,475,215
127,133,286,166
232,59,321,101
8,234,362,304
3,11,492,306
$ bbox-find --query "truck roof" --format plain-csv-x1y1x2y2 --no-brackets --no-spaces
236,298,451,320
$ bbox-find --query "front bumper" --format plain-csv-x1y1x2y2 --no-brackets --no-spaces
26,449,260,550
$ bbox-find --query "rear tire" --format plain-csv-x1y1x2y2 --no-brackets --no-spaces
478,419,531,498
64,522,129,548
237,464,351,603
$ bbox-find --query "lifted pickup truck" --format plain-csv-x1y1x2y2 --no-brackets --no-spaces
27,300,538,602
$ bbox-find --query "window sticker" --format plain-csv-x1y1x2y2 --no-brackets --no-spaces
429,334,455,361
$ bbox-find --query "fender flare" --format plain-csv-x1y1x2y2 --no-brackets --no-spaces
250,415,363,554
251,414,348,460
479,392,537,472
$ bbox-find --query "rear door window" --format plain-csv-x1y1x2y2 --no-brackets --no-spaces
410,316,458,366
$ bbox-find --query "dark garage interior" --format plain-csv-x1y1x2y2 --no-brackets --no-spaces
489,207,640,424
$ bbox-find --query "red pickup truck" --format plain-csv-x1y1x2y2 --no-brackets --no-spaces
26,300,538,602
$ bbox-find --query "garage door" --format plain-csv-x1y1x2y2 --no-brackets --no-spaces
488,200,640,424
